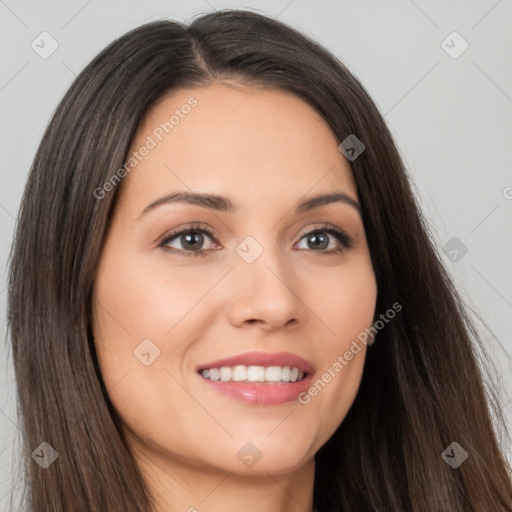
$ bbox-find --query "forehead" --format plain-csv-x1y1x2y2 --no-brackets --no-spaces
119,82,357,214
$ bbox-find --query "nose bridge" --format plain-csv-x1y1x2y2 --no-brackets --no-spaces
227,232,302,328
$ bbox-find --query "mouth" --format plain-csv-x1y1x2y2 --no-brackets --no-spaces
196,351,314,405
197,350,314,380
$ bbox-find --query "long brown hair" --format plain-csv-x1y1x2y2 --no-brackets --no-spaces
7,9,512,511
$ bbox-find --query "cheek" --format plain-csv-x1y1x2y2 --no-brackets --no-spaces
91,248,187,388
298,257,377,439
93,249,211,349
311,255,377,341
91,250,201,442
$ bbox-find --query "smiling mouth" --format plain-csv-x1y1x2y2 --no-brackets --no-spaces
199,365,307,383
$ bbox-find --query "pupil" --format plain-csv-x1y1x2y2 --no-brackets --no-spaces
309,233,328,250
183,232,203,250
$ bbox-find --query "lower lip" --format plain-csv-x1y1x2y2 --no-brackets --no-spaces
199,373,314,405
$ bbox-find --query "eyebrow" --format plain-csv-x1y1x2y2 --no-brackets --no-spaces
138,190,362,218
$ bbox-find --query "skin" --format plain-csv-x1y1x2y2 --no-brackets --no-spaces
92,81,378,512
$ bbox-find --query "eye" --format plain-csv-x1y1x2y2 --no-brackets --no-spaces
159,223,219,257
295,224,353,254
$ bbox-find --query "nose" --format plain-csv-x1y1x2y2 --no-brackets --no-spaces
226,246,304,331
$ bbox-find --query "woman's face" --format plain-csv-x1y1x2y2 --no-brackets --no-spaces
92,82,377,476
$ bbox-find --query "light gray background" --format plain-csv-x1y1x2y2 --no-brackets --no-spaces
1,0,511,507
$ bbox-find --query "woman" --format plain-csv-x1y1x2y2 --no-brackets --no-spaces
7,9,512,512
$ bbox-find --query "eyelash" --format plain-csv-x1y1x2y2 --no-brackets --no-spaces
158,223,353,258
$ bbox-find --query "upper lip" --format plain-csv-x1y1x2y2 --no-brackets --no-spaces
197,351,315,375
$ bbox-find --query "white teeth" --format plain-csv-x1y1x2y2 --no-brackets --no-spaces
208,368,220,380
200,365,306,383
265,366,282,382
220,367,232,381
247,366,265,382
232,365,247,381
